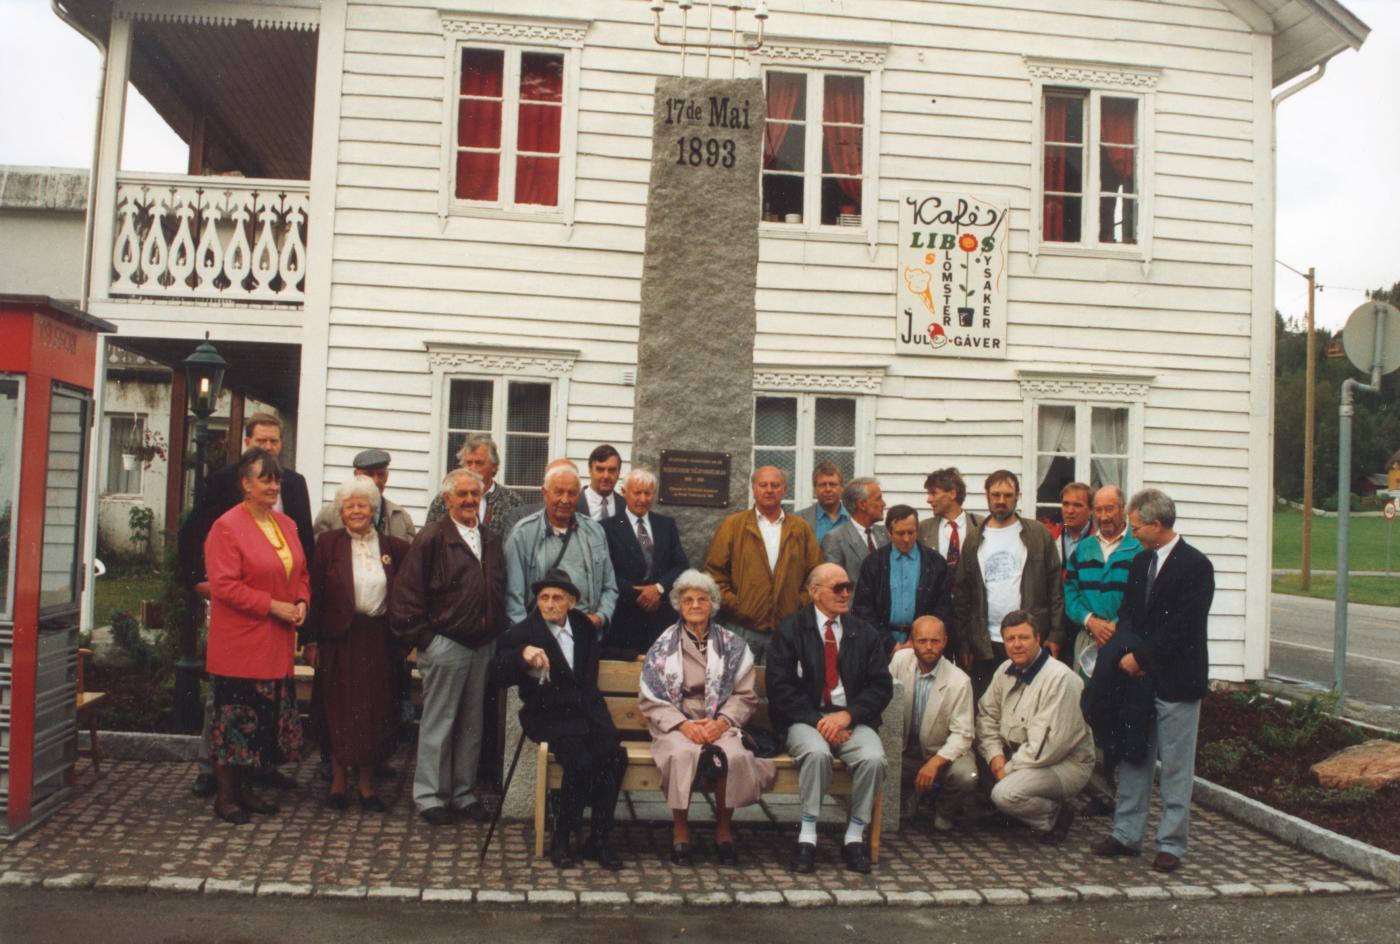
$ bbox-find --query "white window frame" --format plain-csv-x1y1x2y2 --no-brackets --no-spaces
103,413,146,497
426,342,578,498
751,41,886,252
1025,57,1158,274
0,373,24,622
438,13,588,226
752,363,885,508
1017,369,1153,520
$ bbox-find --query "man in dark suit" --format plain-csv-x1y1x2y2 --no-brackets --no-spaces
1090,488,1214,874
576,443,622,521
768,562,893,875
852,505,951,654
602,468,689,657
494,568,627,869
179,411,314,797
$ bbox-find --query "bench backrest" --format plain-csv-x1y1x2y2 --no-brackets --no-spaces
597,659,774,737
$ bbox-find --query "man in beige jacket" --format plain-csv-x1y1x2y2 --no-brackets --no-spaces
703,466,822,663
889,616,977,829
976,611,1094,844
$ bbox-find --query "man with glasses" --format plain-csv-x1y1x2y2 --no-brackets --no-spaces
768,563,893,874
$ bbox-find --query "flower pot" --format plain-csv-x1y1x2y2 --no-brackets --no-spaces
121,452,139,471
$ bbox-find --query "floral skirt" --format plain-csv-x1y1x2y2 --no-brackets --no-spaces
210,675,304,768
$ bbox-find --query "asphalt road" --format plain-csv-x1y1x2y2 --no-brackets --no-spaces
4,888,1400,944
1269,592,1399,708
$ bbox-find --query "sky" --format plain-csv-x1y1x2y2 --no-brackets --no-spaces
1,0,1396,332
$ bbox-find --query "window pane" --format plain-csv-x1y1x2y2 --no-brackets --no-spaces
1091,407,1128,454
823,74,864,124
1091,457,1126,492
445,431,466,474
1035,455,1075,515
762,173,804,222
763,123,805,172
455,151,500,201
1098,194,1137,245
41,391,86,609
1101,145,1135,194
517,103,561,154
821,126,862,176
515,156,559,206
754,448,796,491
1101,97,1136,145
754,396,797,446
106,416,143,494
520,52,564,103
0,379,19,617
1043,145,1082,194
457,99,502,149
448,379,493,430
506,382,551,433
1043,194,1081,243
504,435,549,489
766,71,806,121
460,48,504,97
814,397,855,447
1045,93,1084,144
821,178,862,226
813,449,855,484
1038,404,1075,452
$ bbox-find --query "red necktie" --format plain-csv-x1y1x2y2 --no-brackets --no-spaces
947,520,960,566
865,528,876,552
823,619,840,707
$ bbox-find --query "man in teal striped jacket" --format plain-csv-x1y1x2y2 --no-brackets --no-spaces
1064,484,1143,814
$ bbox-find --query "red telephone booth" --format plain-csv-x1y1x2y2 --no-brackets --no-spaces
0,295,115,836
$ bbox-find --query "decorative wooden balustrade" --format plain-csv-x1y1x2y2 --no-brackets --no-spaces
109,174,309,304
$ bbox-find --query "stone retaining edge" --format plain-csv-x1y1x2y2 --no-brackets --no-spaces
96,731,202,762
1192,775,1400,888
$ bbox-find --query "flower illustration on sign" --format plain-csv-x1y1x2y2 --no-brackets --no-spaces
956,231,978,318
958,233,978,253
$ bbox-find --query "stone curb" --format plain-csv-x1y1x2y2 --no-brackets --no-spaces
93,731,202,762
1191,775,1400,889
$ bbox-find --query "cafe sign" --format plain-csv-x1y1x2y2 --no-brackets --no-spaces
896,191,1008,359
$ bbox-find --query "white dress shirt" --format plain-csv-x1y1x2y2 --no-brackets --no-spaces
549,620,575,671
349,528,387,616
453,517,482,559
814,605,846,708
584,486,616,521
756,508,785,572
624,508,663,590
937,511,968,559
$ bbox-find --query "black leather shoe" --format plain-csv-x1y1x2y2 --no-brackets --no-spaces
357,793,386,813
582,833,623,871
715,842,737,865
456,801,490,823
841,841,872,874
1042,804,1075,845
191,773,217,798
419,806,454,827
788,841,816,874
550,831,577,869
237,794,279,815
214,802,251,826
252,769,299,790
670,842,694,866
323,792,348,811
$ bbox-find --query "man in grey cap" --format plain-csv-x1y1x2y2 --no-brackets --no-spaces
314,448,417,540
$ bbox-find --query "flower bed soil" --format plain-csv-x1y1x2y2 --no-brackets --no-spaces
1198,691,1400,854
86,662,176,734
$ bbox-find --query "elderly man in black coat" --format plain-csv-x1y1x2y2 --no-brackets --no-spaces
493,568,627,870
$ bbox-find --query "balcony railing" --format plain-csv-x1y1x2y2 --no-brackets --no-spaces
109,173,309,304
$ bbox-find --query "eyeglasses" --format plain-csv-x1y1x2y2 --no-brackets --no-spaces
827,582,854,594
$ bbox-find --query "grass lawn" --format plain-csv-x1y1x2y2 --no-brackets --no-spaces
1273,507,1400,572
1272,574,1400,608
93,564,164,627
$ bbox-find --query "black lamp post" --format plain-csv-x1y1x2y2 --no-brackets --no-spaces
172,333,228,732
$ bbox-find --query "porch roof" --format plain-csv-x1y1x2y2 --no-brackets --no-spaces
109,336,302,413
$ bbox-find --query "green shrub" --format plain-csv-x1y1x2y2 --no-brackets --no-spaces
1273,781,1375,808
1198,737,1263,779
1257,691,1339,753
110,608,152,665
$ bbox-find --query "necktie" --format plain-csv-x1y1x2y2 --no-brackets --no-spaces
946,520,960,566
636,517,654,575
865,527,876,552
823,619,840,707
483,492,493,525
597,495,610,520
1145,553,1159,602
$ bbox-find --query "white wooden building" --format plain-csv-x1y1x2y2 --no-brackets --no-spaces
55,0,1367,681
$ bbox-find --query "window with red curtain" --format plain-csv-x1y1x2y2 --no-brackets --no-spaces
1098,97,1137,244
455,47,564,208
1042,91,1084,243
821,74,863,225
761,70,866,227
762,71,806,222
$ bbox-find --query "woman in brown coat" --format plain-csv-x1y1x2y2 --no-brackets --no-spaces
303,477,410,810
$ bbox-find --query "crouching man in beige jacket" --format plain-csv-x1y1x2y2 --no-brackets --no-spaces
975,610,1095,845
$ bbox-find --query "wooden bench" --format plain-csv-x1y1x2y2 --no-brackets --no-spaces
504,659,904,860
75,648,108,773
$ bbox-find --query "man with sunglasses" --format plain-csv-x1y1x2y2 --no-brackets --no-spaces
768,563,893,874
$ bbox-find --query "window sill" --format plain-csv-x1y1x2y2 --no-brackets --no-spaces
760,225,869,244
447,205,566,225
1036,243,1143,262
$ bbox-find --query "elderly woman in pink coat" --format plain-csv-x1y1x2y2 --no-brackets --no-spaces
639,569,775,866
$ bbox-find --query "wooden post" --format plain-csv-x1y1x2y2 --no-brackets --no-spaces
226,391,245,465
187,111,207,176
164,369,188,539
1301,267,1316,590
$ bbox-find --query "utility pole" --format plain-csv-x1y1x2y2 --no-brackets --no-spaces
1301,267,1316,590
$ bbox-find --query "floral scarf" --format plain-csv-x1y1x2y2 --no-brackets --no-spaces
639,620,752,721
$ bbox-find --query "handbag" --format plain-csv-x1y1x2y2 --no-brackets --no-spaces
740,726,782,759
693,743,728,792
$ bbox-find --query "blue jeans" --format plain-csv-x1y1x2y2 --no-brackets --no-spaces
1112,697,1200,857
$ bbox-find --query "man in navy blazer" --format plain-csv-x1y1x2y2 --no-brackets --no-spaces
1090,488,1213,874
576,443,623,521
602,468,689,656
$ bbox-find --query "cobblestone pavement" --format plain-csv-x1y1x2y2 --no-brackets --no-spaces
0,746,1379,907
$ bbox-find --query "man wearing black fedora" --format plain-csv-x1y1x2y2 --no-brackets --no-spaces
493,568,627,869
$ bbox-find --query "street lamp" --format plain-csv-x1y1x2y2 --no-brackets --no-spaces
172,333,227,732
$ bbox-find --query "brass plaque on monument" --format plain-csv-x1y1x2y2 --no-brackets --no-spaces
658,450,732,508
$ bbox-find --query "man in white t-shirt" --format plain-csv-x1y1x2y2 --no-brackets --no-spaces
950,470,1065,698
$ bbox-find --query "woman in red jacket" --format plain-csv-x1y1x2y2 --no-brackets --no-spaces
302,477,410,811
205,447,309,824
